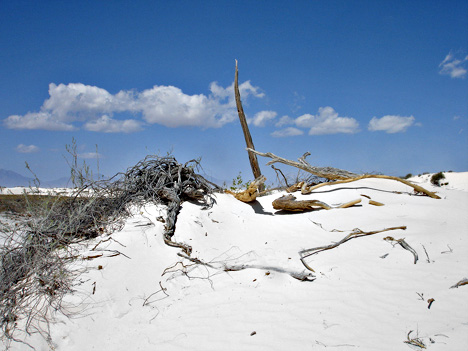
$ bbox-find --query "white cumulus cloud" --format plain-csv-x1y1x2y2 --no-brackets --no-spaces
271,127,304,138
84,115,144,133
16,144,39,153
368,115,415,133
5,111,76,131
248,110,277,127
3,81,265,132
275,115,295,127
307,107,359,135
273,107,359,135
439,52,468,79
271,107,359,136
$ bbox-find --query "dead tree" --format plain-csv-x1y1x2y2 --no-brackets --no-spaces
248,149,440,199
234,60,263,185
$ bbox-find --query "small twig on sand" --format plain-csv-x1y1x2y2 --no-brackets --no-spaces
177,253,315,282
441,244,453,254
450,278,468,289
299,226,406,272
384,237,419,264
404,330,426,349
421,244,431,263
143,281,169,306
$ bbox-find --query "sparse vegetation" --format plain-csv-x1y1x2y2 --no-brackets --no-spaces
431,172,447,186
228,171,250,191
0,152,220,347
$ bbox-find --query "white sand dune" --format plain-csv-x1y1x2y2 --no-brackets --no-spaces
3,173,468,350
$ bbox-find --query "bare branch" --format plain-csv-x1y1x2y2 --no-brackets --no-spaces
247,148,357,180
299,226,407,272
249,148,440,199
384,236,419,264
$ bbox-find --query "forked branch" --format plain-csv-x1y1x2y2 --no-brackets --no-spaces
299,226,407,272
248,148,440,199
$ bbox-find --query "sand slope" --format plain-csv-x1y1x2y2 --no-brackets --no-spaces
3,173,468,350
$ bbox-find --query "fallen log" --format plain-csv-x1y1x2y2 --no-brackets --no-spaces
272,194,361,212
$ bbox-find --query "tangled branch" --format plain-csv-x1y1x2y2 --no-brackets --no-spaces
0,154,220,346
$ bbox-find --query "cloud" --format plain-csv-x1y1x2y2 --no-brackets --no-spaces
5,111,76,131
271,107,359,136
271,127,304,137
248,110,277,127
275,115,295,127
439,52,468,79
3,81,265,132
84,115,144,133
16,144,39,153
368,115,415,133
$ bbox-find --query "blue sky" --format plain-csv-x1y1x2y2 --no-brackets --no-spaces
1,0,467,185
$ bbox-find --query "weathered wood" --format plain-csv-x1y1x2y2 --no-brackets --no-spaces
273,194,331,211
247,148,358,180
235,61,263,183
384,236,419,264
249,148,440,199
225,175,266,203
450,278,468,288
299,226,407,272
306,174,441,199
272,194,361,212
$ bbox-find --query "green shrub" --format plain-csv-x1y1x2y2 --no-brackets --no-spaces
228,172,250,191
430,172,446,186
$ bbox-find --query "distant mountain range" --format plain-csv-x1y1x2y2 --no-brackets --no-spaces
1,169,76,188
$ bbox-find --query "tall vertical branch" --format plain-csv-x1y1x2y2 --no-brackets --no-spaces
234,60,263,184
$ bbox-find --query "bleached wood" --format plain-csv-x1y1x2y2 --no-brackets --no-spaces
247,148,357,180
306,175,440,199
272,194,361,212
225,175,266,203
235,61,262,183
249,148,440,199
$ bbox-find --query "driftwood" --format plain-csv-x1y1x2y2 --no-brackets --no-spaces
177,253,315,282
383,236,419,264
248,149,357,180
404,330,426,349
226,175,266,203
272,194,361,212
450,278,468,288
248,149,440,199
235,60,263,184
305,175,440,199
299,226,407,272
